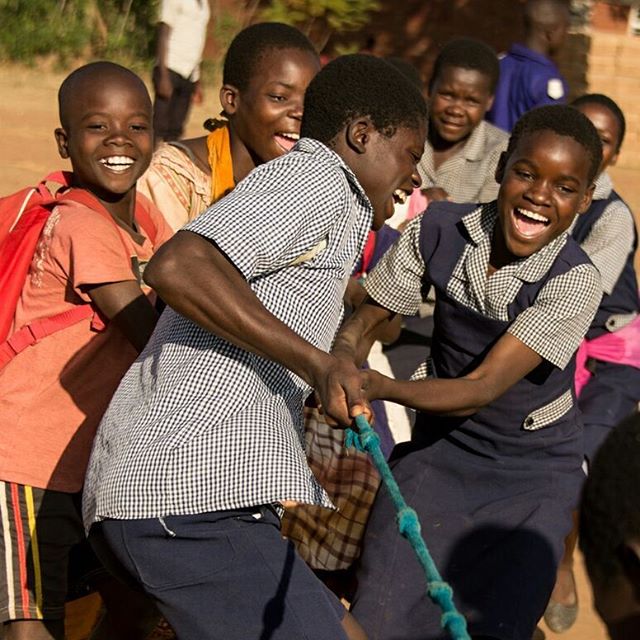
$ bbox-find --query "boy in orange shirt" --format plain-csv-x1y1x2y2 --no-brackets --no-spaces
0,61,172,639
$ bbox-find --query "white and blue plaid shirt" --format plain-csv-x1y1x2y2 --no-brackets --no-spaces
83,139,373,526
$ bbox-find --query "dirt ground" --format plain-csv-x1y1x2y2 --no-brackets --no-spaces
3,63,634,640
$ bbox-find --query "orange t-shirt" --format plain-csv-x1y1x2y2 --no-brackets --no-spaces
0,195,173,492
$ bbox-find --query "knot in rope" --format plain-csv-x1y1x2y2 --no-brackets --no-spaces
397,506,421,538
349,413,470,640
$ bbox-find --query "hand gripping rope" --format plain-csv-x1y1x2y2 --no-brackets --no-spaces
345,414,470,640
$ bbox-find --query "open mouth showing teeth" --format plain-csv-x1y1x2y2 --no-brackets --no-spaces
100,156,135,173
393,189,409,205
274,132,299,152
513,207,550,237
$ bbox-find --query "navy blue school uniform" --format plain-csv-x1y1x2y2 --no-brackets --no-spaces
350,202,601,640
571,173,640,461
486,44,568,133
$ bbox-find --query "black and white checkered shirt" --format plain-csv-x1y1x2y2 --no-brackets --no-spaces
417,120,509,203
577,172,636,295
83,139,373,526
366,203,601,370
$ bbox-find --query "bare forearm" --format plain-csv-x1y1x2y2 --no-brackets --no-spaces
365,332,544,416
156,23,170,69
333,297,396,366
373,375,493,416
144,232,330,385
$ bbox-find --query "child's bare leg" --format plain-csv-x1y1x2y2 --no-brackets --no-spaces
342,611,367,640
544,510,579,632
3,620,63,640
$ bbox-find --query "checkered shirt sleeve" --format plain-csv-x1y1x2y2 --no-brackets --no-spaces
508,263,602,369
579,198,635,295
185,154,349,280
363,216,426,315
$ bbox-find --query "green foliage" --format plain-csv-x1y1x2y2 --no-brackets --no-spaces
260,0,380,45
0,0,91,62
0,0,159,67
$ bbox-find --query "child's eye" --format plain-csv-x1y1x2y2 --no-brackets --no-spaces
515,169,533,180
557,184,576,194
87,123,107,131
130,124,149,132
269,94,287,102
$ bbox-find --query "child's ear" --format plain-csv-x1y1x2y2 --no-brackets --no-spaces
485,94,495,113
54,128,69,159
346,117,374,154
219,84,240,117
494,151,506,183
576,181,596,215
609,148,620,168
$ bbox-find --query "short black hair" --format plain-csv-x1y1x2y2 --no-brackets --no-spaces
580,413,640,586
223,22,318,91
58,61,149,130
571,93,626,151
505,105,602,183
430,37,500,94
301,54,428,144
384,56,423,90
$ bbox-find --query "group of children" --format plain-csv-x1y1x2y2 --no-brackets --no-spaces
0,15,638,640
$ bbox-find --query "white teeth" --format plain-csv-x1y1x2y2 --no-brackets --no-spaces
517,208,547,223
100,156,134,167
277,132,299,140
393,189,408,204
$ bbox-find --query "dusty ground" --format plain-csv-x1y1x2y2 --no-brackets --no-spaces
3,63,634,640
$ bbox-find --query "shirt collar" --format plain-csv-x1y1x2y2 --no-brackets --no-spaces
421,120,491,168
462,201,568,282
295,138,372,209
461,121,491,161
593,171,613,200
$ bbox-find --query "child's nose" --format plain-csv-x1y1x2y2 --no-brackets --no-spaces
288,101,303,122
105,125,131,145
525,180,551,205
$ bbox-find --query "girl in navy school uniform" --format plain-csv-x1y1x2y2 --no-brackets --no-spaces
544,94,640,633
332,105,604,640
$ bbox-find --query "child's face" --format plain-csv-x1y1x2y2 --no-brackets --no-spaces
55,75,152,199
495,129,594,259
351,124,427,230
223,47,320,163
575,102,621,175
428,66,494,145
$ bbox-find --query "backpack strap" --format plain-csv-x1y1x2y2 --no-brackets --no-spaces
0,305,94,370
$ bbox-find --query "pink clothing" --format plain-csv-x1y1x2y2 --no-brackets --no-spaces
0,195,172,492
575,314,640,397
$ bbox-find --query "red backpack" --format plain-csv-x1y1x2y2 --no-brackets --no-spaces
0,172,157,369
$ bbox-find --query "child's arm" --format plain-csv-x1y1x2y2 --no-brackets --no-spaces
87,281,158,353
144,231,366,426
361,331,542,416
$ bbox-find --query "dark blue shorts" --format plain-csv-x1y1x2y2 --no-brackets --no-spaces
89,506,348,640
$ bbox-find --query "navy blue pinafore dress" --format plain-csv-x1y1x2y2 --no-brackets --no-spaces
572,192,640,460
351,204,591,640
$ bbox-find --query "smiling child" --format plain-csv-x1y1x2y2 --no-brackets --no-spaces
333,105,603,640
0,62,172,639
418,37,508,204
138,22,320,231
82,54,426,640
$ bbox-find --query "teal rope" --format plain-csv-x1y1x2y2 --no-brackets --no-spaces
346,415,470,640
